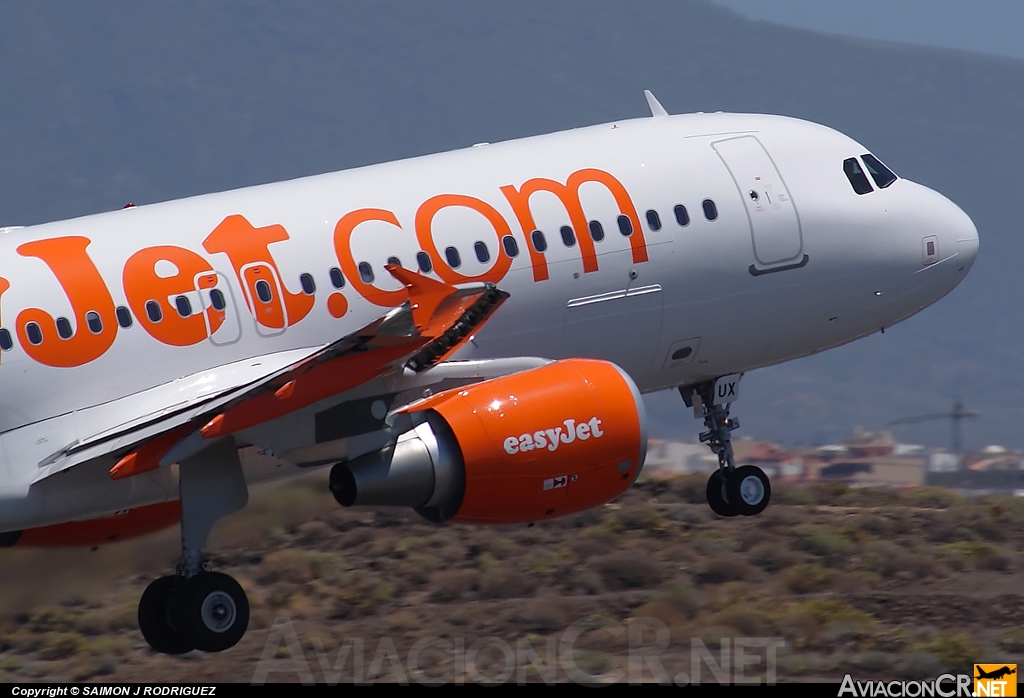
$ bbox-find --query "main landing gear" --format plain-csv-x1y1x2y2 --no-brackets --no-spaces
680,376,771,517
138,439,251,654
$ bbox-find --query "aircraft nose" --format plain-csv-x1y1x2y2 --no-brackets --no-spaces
954,206,979,273
907,181,978,282
935,191,978,280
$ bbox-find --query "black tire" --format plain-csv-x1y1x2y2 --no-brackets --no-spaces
705,471,738,517
726,465,771,517
138,576,195,655
173,572,250,653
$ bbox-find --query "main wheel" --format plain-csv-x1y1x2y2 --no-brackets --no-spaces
172,572,250,653
705,471,738,517
726,465,771,516
138,576,195,655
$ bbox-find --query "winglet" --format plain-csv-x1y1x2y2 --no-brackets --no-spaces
644,90,668,118
385,263,458,332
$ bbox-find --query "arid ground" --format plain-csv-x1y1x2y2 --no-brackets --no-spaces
0,472,1021,684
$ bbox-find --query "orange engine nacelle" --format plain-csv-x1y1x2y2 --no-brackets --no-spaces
0,500,180,548
329,359,647,524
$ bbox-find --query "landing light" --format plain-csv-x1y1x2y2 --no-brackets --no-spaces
874,291,882,296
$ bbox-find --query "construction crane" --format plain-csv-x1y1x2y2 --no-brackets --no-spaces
884,398,978,455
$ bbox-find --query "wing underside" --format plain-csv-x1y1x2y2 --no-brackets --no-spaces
28,270,510,484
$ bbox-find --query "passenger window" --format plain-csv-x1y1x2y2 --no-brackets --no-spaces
85,311,103,334
25,322,43,345
175,296,192,318
357,262,374,284
531,230,548,253
386,256,402,269
702,199,718,221
646,209,661,231
861,153,897,189
617,215,633,237
416,251,433,273
329,267,346,288
674,204,690,226
445,246,462,268
299,273,316,295
560,226,576,247
255,279,274,302
145,301,162,323
501,235,519,258
0,329,11,351
55,317,72,339
474,241,490,263
116,306,133,328
589,220,605,242
843,158,873,195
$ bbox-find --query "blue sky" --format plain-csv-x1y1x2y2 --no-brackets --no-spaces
709,0,1024,61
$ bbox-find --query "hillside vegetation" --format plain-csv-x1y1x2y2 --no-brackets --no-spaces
0,473,1020,682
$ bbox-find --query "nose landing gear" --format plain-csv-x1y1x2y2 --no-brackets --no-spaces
137,438,251,654
681,376,771,517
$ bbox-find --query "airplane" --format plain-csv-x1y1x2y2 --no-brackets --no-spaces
0,91,977,655
976,666,1016,680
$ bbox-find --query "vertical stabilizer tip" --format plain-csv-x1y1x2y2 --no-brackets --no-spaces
644,90,668,117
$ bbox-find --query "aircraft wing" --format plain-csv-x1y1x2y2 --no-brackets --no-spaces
30,268,509,484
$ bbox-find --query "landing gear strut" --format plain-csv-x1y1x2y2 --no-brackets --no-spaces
138,438,251,654
681,376,771,517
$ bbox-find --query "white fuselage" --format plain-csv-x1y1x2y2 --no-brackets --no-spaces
0,112,977,530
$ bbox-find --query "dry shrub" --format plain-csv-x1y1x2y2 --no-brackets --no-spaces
854,513,896,538
904,487,962,509
791,524,853,565
781,563,832,594
897,652,943,680
772,482,816,505
39,632,84,660
478,568,536,599
295,520,333,544
633,600,690,629
748,541,798,572
939,541,1012,571
1000,626,1024,652
688,532,738,558
659,579,699,618
258,549,343,584
809,482,850,505
340,526,374,547
736,528,769,551
916,631,981,673
518,597,572,632
568,537,607,560
694,557,752,585
859,540,943,580
715,604,777,636
673,474,709,504
428,569,478,603
590,551,664,590
614,504,667,534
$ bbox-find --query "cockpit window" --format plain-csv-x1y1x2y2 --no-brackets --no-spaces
861,153,897,189
843,158,873,195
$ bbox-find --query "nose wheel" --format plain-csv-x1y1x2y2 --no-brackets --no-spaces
681,377,771,517
706,465,771,517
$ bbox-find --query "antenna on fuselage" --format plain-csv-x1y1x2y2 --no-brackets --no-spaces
644,90,668,118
